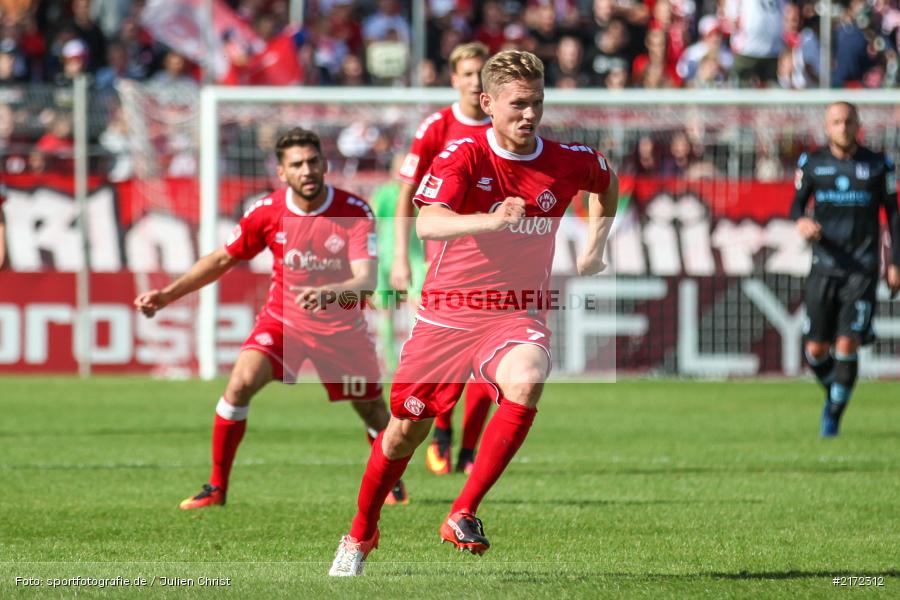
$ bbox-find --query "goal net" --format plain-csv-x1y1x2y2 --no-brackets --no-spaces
121,85,900,379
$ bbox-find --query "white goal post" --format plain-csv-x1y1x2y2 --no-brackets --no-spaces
197,87,900,380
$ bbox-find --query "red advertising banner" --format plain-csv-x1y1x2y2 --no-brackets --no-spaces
0,271,268,374
1,174,897,376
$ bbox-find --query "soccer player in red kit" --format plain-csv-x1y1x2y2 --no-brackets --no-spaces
134,128,408,509
329,51,619,576
393,42,496,476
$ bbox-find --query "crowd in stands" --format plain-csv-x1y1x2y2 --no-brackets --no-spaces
0,0,897,90
0,0,897,182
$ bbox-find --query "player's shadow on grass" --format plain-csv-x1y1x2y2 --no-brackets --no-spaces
706,569,900,580
413,498,764,507
514,465,898,476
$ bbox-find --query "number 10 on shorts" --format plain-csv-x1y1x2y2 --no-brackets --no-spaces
342,375,368,397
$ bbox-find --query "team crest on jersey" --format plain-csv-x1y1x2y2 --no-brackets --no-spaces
325,233,345,254
536,189,557,212
855,163,869,180
254,333,274,346
404,396,425,416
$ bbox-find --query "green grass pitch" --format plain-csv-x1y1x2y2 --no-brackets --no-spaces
1,376,898,598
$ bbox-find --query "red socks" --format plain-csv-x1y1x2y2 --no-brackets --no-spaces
350,431,412,540
452,400,536,514
208,397,248,491
461,382,494,450
434,409,453,431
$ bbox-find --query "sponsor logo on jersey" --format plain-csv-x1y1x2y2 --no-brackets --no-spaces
399,153,420,178
835,175,850,191
855,163,869,180
476,177,493,191
284,249,343,271
254,332,274,346
536,189,557,212
226,225,242,246
275,231,286,244
325,233,345,254
404,396,425,416
417,174,443,199
507,216,554,236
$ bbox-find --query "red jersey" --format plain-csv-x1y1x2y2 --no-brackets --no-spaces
397,103,492,186
224,185,376,334
412,129,611,329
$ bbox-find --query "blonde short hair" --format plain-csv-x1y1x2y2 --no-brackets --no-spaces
481,50,544,95
448,42,489,73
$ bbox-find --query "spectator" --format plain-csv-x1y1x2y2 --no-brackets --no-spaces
676,15,733,84
149,50,197,89
366,26,409,84
724,0,785,87
832,0,873,87
528,3,562,63
781,2,820,88
417,57,439,86
690,52,729,88
55,39,90,87
325,1,364,56
19,14,46,81
91,0,132,40
363,0,410,43
546,34,591,87
633,27,680,86
624,134,661,174
71,0,107,72
95,40,135,90
660,130,693,176
587,17,631,86
474,1,509,53
98,104,133,181
605,64,628,88
34,112,74,173
313,16,352,84
118,17,156,80
649,0,688,78
0,39,25,84
337,53,368,85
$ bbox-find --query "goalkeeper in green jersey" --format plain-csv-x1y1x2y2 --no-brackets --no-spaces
370,155,426,370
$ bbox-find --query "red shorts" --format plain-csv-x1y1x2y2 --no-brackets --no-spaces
390,316,551,420
241,310,382,401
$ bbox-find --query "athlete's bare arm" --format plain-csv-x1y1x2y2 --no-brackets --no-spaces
416,197,525,241
577,170,619,276
134,247,239,318
292,258,377,311
390,181,417,290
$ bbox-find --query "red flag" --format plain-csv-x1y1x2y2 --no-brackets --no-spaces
141,0,263,81
244,28,304,85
